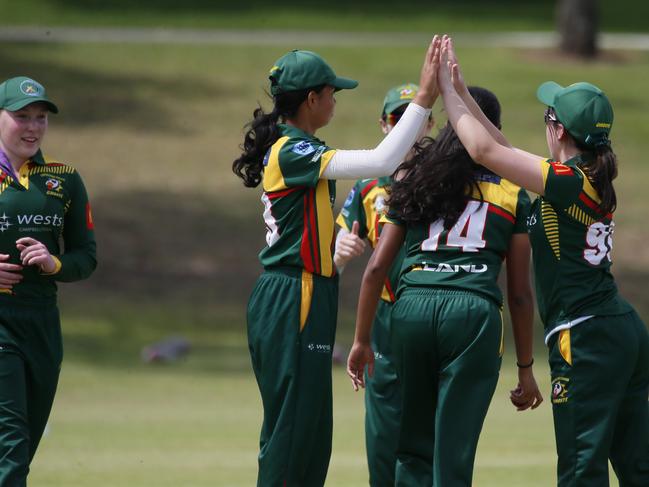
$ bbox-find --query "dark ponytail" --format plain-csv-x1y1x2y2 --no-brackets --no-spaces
578,143,618,215
233,85,326,188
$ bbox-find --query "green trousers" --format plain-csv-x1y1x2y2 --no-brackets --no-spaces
549,310,649,487
247,267,338,487
390,288,502,487
364,299,400,487
0,295,62,487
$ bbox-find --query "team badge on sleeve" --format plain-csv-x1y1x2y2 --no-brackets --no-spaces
343,187,356,208
291,141,315,156
550,162,574,176
86,202,94,230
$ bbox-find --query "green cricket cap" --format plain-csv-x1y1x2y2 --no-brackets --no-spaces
537,81,613,147
269,49,358,95
382,83,419,115
0,76,58,113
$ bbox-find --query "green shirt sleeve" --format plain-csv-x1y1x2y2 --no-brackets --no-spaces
382,207,405,227
542,160,584,210
513,188,531,233
336,180,369,239
278,138,334,188
55,170,97,282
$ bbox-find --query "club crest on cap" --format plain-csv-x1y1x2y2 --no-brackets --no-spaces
20,79,44,97
399,87,415,100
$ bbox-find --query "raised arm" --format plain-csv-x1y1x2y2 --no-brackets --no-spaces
322,36,441,180
446,38,511,148
506,233,543,411
438,37,546,194
347,222,405,390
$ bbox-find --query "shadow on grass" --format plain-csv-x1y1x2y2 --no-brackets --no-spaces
57,188,649,372
0,47,222,134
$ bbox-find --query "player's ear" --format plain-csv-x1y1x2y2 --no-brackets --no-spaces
379,118,389,135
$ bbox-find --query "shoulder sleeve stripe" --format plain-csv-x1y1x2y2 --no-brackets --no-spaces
318,149,337,178
266,186,300,200
574,167,601,203
578,192,613,219
540,158,552,190
263,136,291,192
360,179,379,198
488,203,515,224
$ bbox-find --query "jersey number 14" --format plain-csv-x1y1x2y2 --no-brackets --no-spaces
421,201,488,252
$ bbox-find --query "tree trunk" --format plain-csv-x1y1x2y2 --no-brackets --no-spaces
557,0,599,58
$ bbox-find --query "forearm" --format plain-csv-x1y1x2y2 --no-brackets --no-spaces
458,85,511,148
509,294,535,364
354,263,388,344
322,103,432,179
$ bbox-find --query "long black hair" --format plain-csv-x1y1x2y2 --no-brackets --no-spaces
389,86,502,227
232,85,326,187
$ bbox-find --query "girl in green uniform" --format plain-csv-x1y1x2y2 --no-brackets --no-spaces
438,36,649,486
0,76,96,486
233,38,441,487
347,85,543,487
334,82,434,487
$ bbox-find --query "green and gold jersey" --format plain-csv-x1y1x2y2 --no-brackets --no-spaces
528,156,631,336
336,177,403,303
258,124,338,277
0,151,97,298
384,172,530,306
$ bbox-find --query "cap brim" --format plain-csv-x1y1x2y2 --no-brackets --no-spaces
332,77,358,91
536,81,563,107
383,100,411,115
5,98,59,114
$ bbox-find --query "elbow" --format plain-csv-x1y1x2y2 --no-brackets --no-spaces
469,140,493,166
508,292,533,309
362,260,386,285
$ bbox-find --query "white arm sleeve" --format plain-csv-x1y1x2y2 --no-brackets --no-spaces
321,102,431,180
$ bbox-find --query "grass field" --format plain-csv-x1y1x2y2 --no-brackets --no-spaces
2,0,649,32
1,32,646,486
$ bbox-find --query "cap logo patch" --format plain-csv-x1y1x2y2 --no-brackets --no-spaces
595,122,611,129
399,88,415,100
269,65,280,75
20,79,44,97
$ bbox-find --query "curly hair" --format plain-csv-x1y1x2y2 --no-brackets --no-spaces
232,85,326,187
388,86,502,228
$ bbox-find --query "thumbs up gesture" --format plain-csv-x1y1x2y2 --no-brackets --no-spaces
334,221,366,271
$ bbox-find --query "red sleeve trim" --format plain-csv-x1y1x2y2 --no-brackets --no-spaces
487,204,515,224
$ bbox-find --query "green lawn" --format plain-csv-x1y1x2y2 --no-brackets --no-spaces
1,0,649,33
1,37,646,485
29,305,615,486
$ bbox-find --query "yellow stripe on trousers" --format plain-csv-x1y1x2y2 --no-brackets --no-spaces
559,329,572,365
300,270,314,332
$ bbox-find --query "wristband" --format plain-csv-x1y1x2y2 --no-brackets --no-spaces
517,358,534,369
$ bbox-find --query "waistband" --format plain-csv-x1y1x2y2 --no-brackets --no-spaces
0,293,57,308
262,265,338,282
399,286,495,303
